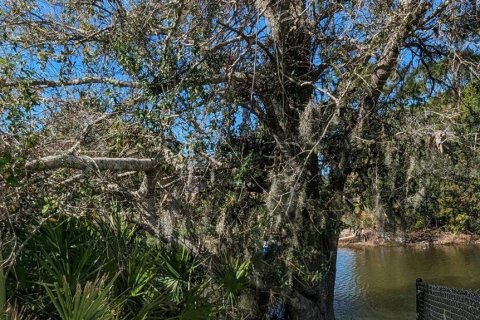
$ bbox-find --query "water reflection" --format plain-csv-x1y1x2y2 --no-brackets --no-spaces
335,245,480,319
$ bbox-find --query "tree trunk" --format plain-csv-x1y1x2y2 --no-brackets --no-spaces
286,230,339,320
254,144,344,320
256,202,340,319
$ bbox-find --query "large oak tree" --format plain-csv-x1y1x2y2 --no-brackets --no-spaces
1,0,478,318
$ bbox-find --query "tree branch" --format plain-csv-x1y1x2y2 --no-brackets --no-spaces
25,155,159,172
1,77,141,89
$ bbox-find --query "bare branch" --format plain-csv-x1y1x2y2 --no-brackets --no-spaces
25,155,159,172
0,77,142,89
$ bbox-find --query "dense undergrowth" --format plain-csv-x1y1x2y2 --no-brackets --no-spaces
0,213,251,319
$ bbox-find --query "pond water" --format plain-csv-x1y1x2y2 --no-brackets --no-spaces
334,245,480,319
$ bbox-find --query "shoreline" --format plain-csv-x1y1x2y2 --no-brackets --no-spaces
338,229,480,248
